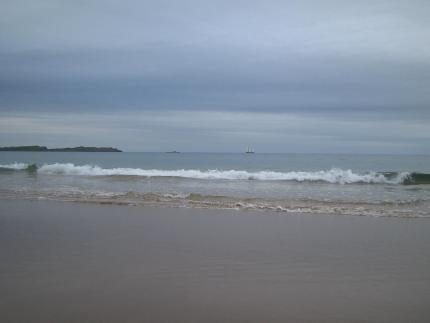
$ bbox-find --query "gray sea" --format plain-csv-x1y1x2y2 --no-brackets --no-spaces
1,152,429,217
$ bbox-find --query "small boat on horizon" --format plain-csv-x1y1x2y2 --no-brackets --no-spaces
166,151,180,153
245,146,255,154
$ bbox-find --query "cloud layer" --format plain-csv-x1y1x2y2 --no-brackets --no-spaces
1,0,429,152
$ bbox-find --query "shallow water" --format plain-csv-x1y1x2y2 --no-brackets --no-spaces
1,152,430,217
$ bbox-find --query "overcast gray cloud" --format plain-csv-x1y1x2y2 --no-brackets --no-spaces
1,111,429,153
1,0,429,152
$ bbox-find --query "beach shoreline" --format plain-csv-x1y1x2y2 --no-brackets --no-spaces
1,199,429,322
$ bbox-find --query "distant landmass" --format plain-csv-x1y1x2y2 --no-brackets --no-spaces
0,146,122,152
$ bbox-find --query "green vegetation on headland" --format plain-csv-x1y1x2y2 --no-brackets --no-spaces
0,146,122,152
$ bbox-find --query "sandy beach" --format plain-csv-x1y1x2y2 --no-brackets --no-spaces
1,199,429,322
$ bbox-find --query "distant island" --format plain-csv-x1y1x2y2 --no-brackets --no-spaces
0,146,122,152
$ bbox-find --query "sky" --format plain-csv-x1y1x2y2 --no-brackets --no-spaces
1,0,429,153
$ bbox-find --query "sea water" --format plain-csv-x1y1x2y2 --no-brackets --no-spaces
1,152,429,217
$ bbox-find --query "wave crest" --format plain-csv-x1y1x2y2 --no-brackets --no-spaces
0,163,29,170
34,163,411,184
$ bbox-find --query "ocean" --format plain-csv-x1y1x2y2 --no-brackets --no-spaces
1,152,429,218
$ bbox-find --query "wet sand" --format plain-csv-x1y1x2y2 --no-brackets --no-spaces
1,200,429,322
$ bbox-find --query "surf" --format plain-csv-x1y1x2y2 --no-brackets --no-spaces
2,162,428,185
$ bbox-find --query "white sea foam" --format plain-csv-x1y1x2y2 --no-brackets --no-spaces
36,163,409,184
0,163,29,170
1,188,428,217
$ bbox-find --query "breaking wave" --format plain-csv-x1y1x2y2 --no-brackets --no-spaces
0,162,425,184
0,163,29,170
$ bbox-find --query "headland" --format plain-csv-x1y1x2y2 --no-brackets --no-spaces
0,146,122,152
